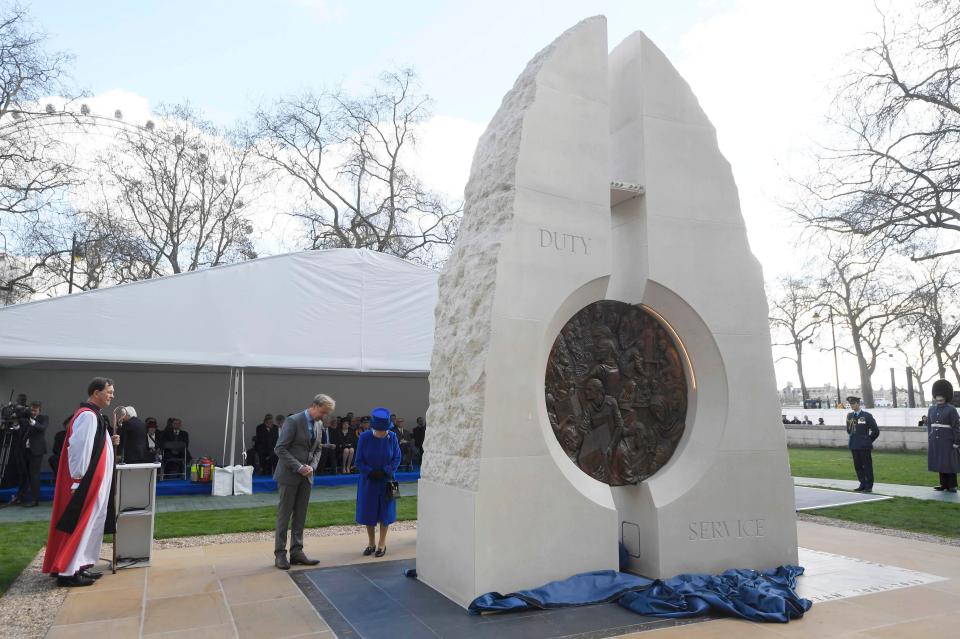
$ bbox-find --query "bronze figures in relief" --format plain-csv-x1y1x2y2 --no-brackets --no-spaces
545,301,687,486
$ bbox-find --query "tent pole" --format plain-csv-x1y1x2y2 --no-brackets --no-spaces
230,368,239,467
222,367,232,465
240,369,246,465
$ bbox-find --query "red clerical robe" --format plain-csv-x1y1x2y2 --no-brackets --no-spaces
43,404,115,576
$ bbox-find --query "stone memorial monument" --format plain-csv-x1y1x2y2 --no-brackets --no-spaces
417,16,798,608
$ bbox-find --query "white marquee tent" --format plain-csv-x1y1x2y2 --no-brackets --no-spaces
0,249,438,471
0,248,438,371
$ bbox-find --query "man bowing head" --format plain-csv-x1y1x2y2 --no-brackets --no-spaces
273,393,336,570
43,377,120,587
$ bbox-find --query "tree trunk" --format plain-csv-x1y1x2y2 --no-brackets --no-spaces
850,328,875,407
795,344,809,402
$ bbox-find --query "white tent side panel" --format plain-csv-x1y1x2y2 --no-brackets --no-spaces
0,249,438,372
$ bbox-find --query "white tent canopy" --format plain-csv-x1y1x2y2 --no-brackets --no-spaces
0,249,438,372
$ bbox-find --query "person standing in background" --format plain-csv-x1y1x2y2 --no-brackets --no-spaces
846,396,880,492
928,380,960,493
116,406,147,464
17,401,48,507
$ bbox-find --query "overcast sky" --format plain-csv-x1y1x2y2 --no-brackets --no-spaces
29,0,899,392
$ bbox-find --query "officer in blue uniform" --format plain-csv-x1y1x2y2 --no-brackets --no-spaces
846,396,880,492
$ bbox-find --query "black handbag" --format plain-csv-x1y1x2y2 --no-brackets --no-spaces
386,479,401,501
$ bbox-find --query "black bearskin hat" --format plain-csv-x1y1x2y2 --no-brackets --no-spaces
932,379,954,401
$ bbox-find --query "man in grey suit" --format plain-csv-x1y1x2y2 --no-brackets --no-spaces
274,393,336,569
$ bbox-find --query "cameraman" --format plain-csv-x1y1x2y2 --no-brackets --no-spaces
16,401,47,507
1,394,29,504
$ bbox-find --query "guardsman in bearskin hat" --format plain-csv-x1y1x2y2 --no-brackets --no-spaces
927,379,959,493
846,396,880,492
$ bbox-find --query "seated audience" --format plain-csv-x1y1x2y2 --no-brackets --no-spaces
781,415,789,424
393,416,412,469
817,417,825,425
335,418,357,473
145,417,161,461
246,437,259,469
161,418,191,477
413,417,426,466
919,415,929,428
48,418,69,476
317,415,337,473
254,413,275,475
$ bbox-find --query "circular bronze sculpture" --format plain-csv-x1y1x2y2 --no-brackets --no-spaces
545,301,688,486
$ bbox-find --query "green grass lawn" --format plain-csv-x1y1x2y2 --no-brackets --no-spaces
806,496,960,539
789,447,931,486
0,497,417,596
0,520,48,598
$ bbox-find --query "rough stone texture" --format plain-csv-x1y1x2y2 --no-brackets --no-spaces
418,17,620,608
421,26,561,492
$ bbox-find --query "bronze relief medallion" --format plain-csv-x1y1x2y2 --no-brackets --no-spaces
545,301,688,486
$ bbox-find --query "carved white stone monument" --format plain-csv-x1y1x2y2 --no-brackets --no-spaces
417,16,798,608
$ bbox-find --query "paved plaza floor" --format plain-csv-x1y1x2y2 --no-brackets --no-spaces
795,477,960,503
40,520,960,638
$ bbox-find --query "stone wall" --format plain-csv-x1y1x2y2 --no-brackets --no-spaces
785,424,928,451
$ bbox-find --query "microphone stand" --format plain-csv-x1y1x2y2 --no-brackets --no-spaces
110,408,122,574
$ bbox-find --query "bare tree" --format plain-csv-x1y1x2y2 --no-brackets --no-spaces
768,275,824,402
796,1,960,262
894,320,940,405
254,69,460,268
819,235,919,407
94,104,259,277
908,258,960,383
0,5,76,302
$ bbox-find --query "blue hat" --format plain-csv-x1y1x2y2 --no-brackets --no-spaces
371,407,392,431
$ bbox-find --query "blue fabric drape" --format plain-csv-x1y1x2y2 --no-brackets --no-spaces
468,566,811,623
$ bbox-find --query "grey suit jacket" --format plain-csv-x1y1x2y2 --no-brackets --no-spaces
273,411,321,486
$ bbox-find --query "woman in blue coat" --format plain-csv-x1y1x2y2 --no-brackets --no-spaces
355,407,402,557
928,379,960,493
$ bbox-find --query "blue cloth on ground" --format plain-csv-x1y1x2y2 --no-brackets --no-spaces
468,566,811,623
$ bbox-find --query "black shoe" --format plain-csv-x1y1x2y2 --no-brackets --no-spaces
853,487,866,492
275,554,290,570
79,568,102,580
934,485,946,491
362,546,375,556
947,488,958,493
290,553,320,566
863,487,873,493
21,501,38,508
375,547,386,558
57,574,95,587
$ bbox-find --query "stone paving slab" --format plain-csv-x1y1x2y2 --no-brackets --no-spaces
39,521,960,638
794,486,891,511
794,477,960,503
